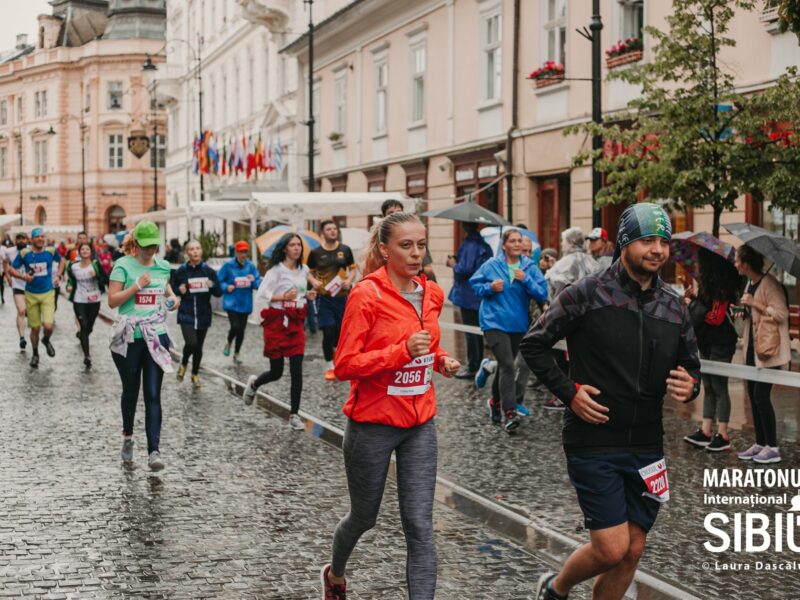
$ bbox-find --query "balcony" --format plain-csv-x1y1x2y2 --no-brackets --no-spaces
760,5,781,34
238,0,291,34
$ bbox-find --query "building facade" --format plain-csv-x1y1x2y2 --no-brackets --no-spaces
0,0,167,236
283,0,800,296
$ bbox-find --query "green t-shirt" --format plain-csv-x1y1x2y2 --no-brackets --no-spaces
507,261,520,283
110,255,172,338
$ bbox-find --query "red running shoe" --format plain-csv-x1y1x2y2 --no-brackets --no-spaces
320,564,347,600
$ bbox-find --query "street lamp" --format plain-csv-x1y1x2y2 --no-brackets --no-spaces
47,109,88,232
142,55,160,213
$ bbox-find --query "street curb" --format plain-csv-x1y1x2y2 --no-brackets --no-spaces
97,308,699,600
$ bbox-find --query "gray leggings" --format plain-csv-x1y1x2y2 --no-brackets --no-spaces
700,346,735,422
332,418,438,599
484,330,524,412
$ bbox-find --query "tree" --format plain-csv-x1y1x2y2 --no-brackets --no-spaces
777,0,800,38
568,0,800,237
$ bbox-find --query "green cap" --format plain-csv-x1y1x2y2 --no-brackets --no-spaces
133,220,161,247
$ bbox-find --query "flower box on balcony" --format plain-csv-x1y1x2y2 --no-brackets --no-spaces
606,49,643,69
532,73,565,89
528,61,565,90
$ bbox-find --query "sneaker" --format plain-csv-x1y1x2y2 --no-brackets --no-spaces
84,356,92,369
516,403,530,417
752,446,782,464
148,450,165,471
706,434,731,452
454,367,477,380
120,437,134,462
43,338,55,357
191,374,202,389
737,444,764,461
29,353,39,368
289,414,304,431
19,337,26,352
683,429,712,448
324,369,336,381
320,564,347,600
243,375,258,406
233,353,242,364
176,364,186,381
474,358,495,389
534,572,567,600
504,410,520,433
543,396,565,411
223,342,231,356
487,396,502,424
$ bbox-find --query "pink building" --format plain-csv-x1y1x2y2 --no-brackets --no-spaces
0,0,166,236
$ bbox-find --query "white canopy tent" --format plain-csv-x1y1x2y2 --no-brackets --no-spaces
0,214,22,230
123,193,415,262
6,223,84,239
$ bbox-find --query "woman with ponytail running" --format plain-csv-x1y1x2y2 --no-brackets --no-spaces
320,212,460,600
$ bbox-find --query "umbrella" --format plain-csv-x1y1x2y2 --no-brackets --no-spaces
723,222,800,278
481,226,540,258
256,226,321,262
423,200,511,226
669,231,736,280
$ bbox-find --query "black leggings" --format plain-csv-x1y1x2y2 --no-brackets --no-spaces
0,275,5,301
746,339,778,447
73,301,100,357
254,355,304,414
180,324,209,375
226,311,248,353
322,325,341,362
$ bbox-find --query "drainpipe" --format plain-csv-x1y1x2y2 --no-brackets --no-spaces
505,0,521,222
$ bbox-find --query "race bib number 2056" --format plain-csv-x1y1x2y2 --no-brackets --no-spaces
388,353,434,396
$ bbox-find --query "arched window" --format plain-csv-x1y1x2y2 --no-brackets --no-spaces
35,206,47,225
107,205,126,232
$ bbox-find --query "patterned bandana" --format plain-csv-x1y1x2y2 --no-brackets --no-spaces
614,203,672,261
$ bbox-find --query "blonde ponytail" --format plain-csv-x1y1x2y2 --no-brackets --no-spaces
362,212,422,276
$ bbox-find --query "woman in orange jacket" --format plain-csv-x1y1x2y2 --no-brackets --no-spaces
320,211,460,600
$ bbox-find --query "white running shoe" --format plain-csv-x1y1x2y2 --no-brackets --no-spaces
243,375,258,405
148,450,164,471
289,414,304,431
120,437,134,462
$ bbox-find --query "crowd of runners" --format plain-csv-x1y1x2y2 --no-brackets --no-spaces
3,197,795,600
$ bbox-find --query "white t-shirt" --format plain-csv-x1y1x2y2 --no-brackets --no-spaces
71,262,101,303
4,246,25,291
256,263,310,309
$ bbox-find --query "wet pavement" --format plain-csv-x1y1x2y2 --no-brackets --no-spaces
0,303,597,599
189,306,800,600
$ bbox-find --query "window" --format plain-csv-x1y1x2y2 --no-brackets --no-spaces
41,90,47,116
410,43,426,123
482,11,502,101
84,86,90,111
150,134,166,169
248,53,255,116
107,205,126,232
334,70,346,136
0,146,7,178
0,100,7,126
15,96,22,122
34,140,47,176
234,61,240,122
108,81,122,109
621,0,644,40
544,0,567,66
221,73,228,124
108,134,123,169
374,58,388,134
34,92,40,118
209,75,216,128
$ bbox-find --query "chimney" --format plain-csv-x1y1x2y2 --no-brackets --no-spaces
16,34,28,49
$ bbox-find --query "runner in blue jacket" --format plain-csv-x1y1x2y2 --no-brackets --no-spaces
218,241,261,363
171,240,223,386
470,229,547,433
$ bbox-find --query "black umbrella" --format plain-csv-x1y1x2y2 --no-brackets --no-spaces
723,222,800,278
423,200,511,226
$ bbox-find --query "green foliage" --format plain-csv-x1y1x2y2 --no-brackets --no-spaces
197,230,222,260
777,0,800,37
567,0,800,236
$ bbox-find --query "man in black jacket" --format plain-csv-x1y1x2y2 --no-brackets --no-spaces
521,203,701,600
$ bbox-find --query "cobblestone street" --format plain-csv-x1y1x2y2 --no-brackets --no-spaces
0,304,596,599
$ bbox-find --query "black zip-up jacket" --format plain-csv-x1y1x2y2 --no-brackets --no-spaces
520,261,701,455
171,261,223,330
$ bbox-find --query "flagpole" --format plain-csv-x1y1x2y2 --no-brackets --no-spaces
197,32,205,235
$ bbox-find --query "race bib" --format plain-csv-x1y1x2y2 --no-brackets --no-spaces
188,277,209,293
639,458,670,503
325,274,344,296
135,287,164,307
87,293,100,302
234,276,251,289
31,262,48,277
388,353,434,396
